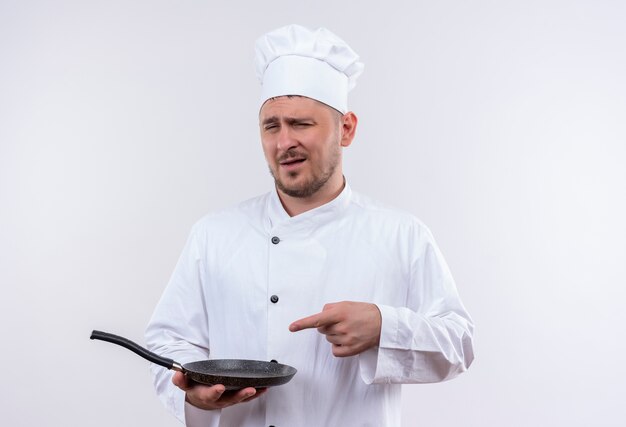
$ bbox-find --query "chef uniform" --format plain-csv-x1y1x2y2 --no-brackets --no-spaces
145,24,474,427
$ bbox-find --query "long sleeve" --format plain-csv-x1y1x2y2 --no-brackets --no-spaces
359,224,475,384
145,224,222,426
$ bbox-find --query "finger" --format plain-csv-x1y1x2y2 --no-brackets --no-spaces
172,371,192,391
289,312,323,332
324,334,344,345
290,311,337,332
206,384,227,401
242,387,268,402
317,322,344,336
236,387,258,403
332,344,358,358
217,387,257,406
189,384,226,405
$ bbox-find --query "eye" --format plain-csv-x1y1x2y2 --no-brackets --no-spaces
264,124,279,132
294,122,312,128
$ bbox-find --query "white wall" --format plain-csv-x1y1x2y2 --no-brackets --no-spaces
1,1,625,426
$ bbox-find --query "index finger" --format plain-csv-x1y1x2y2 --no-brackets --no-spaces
289,311,336,332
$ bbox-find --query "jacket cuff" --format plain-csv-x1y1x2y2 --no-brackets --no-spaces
358,304,398,384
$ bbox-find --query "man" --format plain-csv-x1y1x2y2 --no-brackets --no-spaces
146,24,474,426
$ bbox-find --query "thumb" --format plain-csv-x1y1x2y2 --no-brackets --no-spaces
172,371,192,391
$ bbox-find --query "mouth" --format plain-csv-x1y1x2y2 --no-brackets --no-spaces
278,157,306,170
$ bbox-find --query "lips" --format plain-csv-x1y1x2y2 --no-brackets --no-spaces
279,158,306,173
278,152,307,170
279,158,306,166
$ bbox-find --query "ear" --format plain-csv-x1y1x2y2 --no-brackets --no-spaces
340,112,358,147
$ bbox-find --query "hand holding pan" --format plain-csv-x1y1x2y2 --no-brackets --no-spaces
90,330,297,390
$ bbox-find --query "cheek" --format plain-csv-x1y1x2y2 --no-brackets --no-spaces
261,141,275,161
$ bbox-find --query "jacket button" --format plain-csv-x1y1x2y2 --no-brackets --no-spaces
271,236,280,244
270,359,277,363
270,295,279,303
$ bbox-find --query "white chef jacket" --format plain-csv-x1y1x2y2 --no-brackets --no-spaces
145,183,474,427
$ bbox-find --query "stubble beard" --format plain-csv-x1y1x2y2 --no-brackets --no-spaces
269,144,341,199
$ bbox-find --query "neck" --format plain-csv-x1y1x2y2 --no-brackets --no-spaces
277,174,345,217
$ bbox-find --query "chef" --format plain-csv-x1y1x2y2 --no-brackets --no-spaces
145,24,474,427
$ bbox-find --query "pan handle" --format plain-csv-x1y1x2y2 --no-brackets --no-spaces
90,330,180,371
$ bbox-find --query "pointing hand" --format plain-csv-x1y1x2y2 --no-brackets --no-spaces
289,301,382,357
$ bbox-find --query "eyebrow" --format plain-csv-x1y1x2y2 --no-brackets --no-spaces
261,116,280,126
261,116,316,126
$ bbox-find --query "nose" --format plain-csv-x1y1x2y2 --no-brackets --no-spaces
276,126,298,152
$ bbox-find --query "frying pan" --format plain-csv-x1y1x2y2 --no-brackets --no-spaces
90,330,297,390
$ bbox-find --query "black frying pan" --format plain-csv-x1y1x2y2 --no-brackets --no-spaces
90,330,297,390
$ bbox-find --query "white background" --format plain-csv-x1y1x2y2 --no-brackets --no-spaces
1,1,625,426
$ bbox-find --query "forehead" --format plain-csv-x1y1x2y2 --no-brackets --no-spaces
259,96,334,120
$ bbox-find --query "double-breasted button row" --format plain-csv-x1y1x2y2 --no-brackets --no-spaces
269,233,279,391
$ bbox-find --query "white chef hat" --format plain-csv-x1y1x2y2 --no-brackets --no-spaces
255,24,364,114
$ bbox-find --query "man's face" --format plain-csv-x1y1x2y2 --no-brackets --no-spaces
259,96,344,199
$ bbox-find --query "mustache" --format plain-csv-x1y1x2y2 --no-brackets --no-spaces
277,148,307,163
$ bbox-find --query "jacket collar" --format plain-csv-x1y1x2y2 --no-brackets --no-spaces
266,180,352,234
